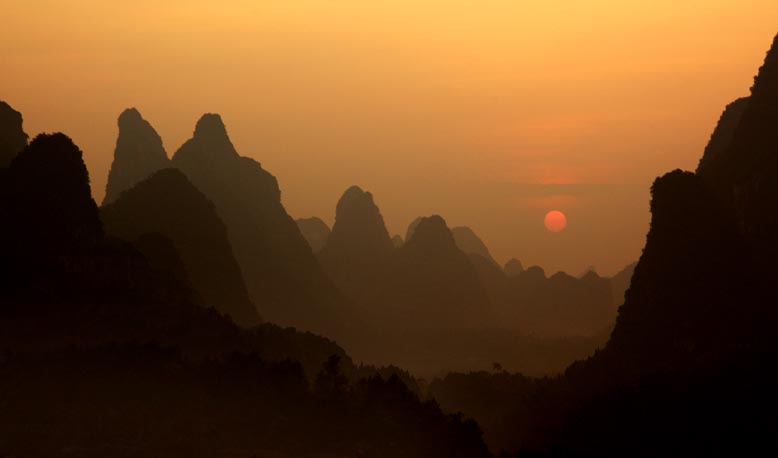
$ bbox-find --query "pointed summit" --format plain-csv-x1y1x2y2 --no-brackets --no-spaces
104,108,169,205
323,185,393,257
0,101,28,168
395,214,491,327
194,113,229,139
174,113,239,163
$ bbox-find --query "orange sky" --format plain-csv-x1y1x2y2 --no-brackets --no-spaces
2,1,776,275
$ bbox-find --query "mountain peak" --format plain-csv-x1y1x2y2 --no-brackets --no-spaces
194,113,229,140
104,108,169,205
336,185,373,215
405,215,458,252
322,185,393,257
173,113,239,163
118,107,143,125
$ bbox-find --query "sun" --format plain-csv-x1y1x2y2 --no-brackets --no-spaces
544,210,567,232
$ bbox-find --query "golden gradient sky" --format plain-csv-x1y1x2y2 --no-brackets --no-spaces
2,1,777,275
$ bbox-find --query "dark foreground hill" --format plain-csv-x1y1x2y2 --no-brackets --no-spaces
0,128,490,458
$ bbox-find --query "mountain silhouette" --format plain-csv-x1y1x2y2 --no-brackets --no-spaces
0,131,345,375
101,168,260,326
0,127,489,457
103,108,170,205
296,216,331,252
698,34,778,269
393,215,492,327
1,133,102,260
696,97,749,175
310,188,605,376
318,185,395,312
500,265,614,338
392,234,404,247
0,101,28,168
321,185,394,258
171,113,348,333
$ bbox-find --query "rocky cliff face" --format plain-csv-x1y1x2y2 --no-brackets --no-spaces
103,108,170,205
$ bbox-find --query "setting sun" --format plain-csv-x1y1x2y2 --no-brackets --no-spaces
544,210,567,233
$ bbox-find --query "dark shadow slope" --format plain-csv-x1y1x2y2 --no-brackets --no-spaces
101,168,260,327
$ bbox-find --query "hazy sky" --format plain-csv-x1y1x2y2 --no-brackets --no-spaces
2,1,777,275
